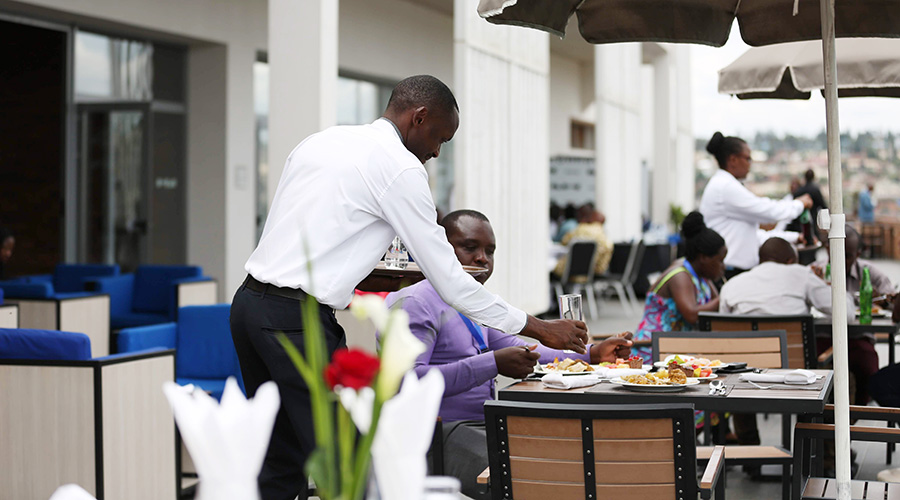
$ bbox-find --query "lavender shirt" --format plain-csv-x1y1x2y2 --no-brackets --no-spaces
383,280,590,422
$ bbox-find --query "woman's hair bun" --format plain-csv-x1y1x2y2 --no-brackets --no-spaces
681,211,707,239
706,131,725,155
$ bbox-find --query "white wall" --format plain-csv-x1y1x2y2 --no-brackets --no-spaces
549,55,595,157
454,0,551,315
339,0,452,83
594,44,644,242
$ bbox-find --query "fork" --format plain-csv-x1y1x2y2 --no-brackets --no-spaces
747,380,821,390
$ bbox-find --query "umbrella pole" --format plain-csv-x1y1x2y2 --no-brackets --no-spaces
819,0,851,498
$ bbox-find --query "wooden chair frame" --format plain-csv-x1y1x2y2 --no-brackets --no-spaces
652,329,792,499
484,400,725,500
793,404,900,500
697,312,818,369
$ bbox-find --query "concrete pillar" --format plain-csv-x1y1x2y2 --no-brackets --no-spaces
594,44,643,242
673,45,695,214
268,0,338,206
652,50,674,228
453,0,550,314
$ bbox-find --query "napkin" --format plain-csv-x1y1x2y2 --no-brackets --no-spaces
541,373,602,390
372,369,445,500
162,377,280,500
740,369,818,385
48,485,96,500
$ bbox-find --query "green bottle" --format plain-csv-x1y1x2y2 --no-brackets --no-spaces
824,262,831,285
860,267,873,325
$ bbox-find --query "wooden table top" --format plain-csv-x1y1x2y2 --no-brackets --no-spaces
500,369,834,415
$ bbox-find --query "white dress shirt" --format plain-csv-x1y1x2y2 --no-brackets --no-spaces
699,169,804,269
246,118,527,334
719,262,834,315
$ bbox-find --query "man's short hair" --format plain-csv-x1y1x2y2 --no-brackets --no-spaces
805,169,815,182
758,237,797,264
440,209,489,235
385,75,459,116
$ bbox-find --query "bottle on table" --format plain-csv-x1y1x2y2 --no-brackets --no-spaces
860,267,873,325
800,209,815,244
824,262,831,285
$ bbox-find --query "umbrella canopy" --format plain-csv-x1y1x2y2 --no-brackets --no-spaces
719,38,900,99
478,0,900,47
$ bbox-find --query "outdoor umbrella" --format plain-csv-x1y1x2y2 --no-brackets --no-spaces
477,1,900,498
719,38,900,99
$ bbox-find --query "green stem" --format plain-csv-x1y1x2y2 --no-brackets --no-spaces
337,403,355,497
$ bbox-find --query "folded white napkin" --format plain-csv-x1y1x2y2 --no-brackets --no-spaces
541,373,602,390
740,369,818,385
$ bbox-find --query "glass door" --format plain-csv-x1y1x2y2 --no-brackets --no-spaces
77,106,148,272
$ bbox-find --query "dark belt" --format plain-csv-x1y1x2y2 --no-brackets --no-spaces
244,275,308,301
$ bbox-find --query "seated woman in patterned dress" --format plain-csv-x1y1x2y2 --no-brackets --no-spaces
633,211,727,362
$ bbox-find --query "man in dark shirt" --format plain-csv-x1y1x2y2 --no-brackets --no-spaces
788,169,828,234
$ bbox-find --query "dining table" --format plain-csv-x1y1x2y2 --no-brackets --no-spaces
814,316,898,366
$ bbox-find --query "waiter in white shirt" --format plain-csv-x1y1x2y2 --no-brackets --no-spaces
698,131,813,279
231,75,594,500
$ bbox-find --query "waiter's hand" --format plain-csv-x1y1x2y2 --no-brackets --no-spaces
522,316,589,354
797,193,814,209
355,272,424,292
494,344,540,379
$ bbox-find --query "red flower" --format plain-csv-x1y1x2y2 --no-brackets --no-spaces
324,348,381,390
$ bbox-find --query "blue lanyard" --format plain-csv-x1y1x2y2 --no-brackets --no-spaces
682,260,711,302
458,313,489,353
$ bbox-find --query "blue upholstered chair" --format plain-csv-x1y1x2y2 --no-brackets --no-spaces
118,303,243,400
88,265,217,330
0,264,117,356
0,328,176,499
0,263,119,299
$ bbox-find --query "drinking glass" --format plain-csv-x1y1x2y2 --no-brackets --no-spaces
384,236,409,270
558,293,583,322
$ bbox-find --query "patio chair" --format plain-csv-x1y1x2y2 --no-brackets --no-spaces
698,312,818,369
594,239,645,315
0,263,118,355
793,404,900,500
653,329,793,500
117,304,243,400
87,264,217,331
0,328,176,500
551,239,599,319
481,400,725,499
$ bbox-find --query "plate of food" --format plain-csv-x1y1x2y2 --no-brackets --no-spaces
609,372,700,392
856,306,891,318
597,355,651,371
534,357,599,375
653,355,728,371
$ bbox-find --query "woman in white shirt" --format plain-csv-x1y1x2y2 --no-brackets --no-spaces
699,132,813,278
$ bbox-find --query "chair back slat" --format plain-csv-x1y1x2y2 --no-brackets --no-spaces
595,484,676,500
486,401,695,500
562,240,598,285
653,330,789,369
699,312,816,368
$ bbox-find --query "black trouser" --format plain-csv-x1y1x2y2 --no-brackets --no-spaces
230,279,346,500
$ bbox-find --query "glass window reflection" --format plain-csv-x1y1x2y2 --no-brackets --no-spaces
75,31,153,101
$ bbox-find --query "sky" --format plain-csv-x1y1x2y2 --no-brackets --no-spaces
690,23,900,140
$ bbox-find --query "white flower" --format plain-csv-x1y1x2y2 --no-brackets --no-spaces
338,386,375,434
376,308,425,398
350,294,390,330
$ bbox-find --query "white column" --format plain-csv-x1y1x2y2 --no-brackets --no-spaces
268,0,338,206
652,50,674,228
453,0,550,314
594,44,643,241
672,45,695,214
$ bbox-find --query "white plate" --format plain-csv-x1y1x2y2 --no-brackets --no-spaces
653,361,730,371
534,364,602,376
609,377,700,392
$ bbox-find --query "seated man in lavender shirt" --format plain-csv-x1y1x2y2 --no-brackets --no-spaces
382,209,632,499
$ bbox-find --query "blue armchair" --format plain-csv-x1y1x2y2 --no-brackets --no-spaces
0,327,176,500
88,265,218,330
0,263,119,299
118,303,243,400
0,264,117,355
